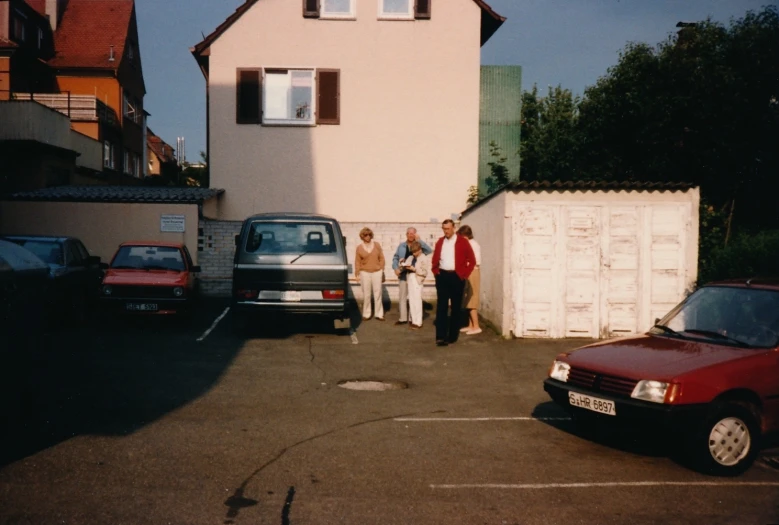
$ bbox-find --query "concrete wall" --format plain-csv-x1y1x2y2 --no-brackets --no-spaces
458,193,511,335
0,201,200,263
207,0,482,223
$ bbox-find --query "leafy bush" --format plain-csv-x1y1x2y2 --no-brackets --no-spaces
698,230,779,284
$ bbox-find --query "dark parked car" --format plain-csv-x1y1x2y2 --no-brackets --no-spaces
231,213,350,323
544,278,779,476
100,241,201,315
0,239,50,339
2,235,104,323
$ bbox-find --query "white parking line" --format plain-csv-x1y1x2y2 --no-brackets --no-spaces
197,307,230,342
395,417,571,422
431,481,779,490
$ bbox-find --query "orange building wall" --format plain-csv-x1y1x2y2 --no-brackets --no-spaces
71,121,100,141
56,76,121,119
0,57,10,101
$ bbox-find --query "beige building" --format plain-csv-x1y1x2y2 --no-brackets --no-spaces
191,0,505,224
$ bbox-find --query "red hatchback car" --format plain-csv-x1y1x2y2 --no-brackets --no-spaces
100,241,201,315
544,278,779,476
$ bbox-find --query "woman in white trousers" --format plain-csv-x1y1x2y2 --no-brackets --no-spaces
355,227,385,320
405,241,429,328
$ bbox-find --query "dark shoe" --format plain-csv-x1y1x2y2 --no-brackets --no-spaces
436,340,449,346
395,321,407,326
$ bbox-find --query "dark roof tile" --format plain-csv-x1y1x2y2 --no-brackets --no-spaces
7,185,223,204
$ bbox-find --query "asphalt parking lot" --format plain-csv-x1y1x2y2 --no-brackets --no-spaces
1,299,778,525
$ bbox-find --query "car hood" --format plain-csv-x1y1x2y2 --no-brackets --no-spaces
566,335,767,380
103,269,187,286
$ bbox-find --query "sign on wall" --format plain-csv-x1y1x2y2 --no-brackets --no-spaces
160,214,185,233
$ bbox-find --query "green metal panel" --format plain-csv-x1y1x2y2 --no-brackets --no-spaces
478,66,522,195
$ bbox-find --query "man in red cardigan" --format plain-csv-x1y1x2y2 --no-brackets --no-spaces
431,219,477,346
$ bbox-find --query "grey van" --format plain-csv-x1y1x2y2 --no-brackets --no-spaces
232,213,349,320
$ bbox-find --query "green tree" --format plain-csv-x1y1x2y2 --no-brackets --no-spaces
519,85,581,182
576,6,779,231
180,151,209,187
484,140,510,194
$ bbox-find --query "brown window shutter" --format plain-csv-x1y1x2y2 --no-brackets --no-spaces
236,69,261,124
303,0,320,18
415,0,431,19
316,69,340,125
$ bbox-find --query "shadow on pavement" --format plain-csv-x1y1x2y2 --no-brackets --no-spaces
0,298,244,468
532,401,671,458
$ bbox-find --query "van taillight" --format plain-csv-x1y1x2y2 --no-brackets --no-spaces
236,289,258,299
322,290,344,299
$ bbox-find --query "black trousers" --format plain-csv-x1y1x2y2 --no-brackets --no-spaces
435,270,466,342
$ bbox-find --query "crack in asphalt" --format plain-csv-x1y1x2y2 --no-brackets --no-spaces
223,410,437,521
305,336,327,383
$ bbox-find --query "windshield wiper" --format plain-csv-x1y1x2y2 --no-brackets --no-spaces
684,329,751,347
289,250,311,264
111,265,139,270
652,324,682,337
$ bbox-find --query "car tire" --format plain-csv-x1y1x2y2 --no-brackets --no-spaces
691,402,761,476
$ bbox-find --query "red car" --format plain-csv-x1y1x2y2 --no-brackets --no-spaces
544,278,779,476
100,241,201,315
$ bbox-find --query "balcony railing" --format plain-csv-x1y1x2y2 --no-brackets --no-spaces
11,92,118,125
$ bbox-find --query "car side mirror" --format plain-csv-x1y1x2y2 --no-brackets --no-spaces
99,262,109,270
654,318,661,326
235,234,241,246
87,255,101,265
191,265,202,273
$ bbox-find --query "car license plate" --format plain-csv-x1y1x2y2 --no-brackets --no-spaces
568,392,616,416
126,303,159,312
280,291,301,302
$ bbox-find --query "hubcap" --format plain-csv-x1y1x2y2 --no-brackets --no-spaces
708,417,751,467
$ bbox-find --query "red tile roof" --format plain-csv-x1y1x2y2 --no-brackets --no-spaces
48,0,134,70
191,0,505,58
147,130,176,163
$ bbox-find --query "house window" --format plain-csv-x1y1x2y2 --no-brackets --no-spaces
134,153,141,178
321,0,354,18
264,69,315,124
236,68,340,126
103,141,115,169
12,11,26,42
37,27,43,49
124,151,131,174
123,92,139,123
379,0,413,19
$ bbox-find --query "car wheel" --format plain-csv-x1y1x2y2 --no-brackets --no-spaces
692,402,760,476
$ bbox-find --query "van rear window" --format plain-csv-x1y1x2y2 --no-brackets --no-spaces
245,222,336,254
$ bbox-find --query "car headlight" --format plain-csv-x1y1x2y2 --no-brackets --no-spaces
631,380,670,404
173,287,184,297
549,361,571,382
102,285,112,296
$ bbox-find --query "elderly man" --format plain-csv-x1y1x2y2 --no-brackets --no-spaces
391,227,432,325
431,219,476,346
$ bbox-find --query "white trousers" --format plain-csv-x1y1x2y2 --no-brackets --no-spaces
407,275,423,326
398,278,409,322
360,271,384,319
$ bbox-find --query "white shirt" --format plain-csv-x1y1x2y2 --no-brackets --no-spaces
439,234,457,271
469,239,481,266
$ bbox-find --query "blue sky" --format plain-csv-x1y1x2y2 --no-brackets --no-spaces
135,0,772,161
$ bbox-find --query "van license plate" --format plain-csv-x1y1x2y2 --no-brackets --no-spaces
126,303,159,312
280,291,301,302
568,392,616,416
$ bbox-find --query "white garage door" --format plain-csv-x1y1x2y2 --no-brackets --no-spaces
512,202,690,338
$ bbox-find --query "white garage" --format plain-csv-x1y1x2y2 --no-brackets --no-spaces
460,181,700,339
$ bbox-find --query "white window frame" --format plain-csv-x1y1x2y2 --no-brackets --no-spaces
123,92,136,123
378,0,413,19
103,141,114,169
262,68,316,126
321,0,355,19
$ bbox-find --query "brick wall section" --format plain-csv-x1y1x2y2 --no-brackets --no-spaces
198,219,445,300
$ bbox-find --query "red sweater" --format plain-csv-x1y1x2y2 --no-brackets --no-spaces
432,235,476,281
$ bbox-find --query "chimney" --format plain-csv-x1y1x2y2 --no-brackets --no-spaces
45,0,61,31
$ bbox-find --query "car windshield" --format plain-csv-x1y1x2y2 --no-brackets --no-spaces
111,245,185,271
653,286,779,348
245,221,337,255
9,240,62,265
